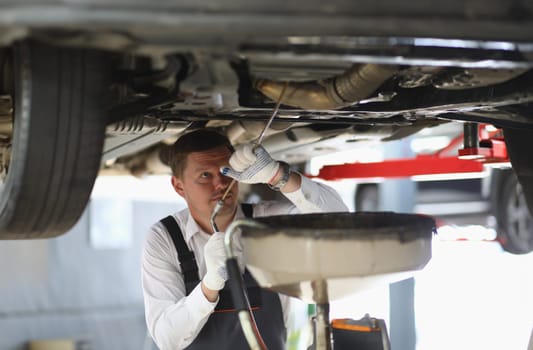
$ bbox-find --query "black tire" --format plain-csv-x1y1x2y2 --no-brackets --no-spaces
0,41,110,239
496,172,533,254
355,184,379,212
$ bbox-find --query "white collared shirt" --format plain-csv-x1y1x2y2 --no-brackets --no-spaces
141,175,348,350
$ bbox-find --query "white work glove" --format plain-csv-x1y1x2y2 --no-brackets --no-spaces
202,232,228,291
220,144,279,184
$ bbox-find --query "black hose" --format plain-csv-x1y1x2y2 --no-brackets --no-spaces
226,258,250,312
224,220,269,350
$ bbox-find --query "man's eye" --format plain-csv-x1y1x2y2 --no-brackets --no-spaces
200,172,210,179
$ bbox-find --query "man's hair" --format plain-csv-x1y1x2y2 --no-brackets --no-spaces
167,128,234,177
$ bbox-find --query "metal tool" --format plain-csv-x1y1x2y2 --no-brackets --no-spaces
210,82,288,232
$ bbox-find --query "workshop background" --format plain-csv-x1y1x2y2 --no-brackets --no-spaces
0,176,181,350
0,144,532,350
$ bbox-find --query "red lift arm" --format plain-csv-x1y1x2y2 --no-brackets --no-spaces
314,126,509,181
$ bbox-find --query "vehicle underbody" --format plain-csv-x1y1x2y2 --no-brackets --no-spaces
1,1,533,254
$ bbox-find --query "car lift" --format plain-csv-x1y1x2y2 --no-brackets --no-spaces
314,123,510,181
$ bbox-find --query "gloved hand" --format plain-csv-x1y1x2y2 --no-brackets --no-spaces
202,232,228,291
220,144,279,184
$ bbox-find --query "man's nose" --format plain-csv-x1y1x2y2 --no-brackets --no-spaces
214,172,231,188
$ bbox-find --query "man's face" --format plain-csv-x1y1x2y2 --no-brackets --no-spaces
171,145,238,223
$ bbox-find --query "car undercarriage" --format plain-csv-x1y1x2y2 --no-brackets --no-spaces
1,1,533,254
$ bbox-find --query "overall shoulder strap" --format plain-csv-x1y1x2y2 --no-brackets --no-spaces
159,206,252,296
160,216,200,286
241,203,254,218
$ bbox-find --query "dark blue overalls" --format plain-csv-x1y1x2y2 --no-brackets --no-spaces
160,203,286,350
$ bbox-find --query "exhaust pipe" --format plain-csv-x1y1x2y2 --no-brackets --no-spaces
255,64,398,109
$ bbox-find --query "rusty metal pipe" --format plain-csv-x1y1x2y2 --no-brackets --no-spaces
255,64,398,109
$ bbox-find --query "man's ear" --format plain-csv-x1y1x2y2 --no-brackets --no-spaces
171,176,185,197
